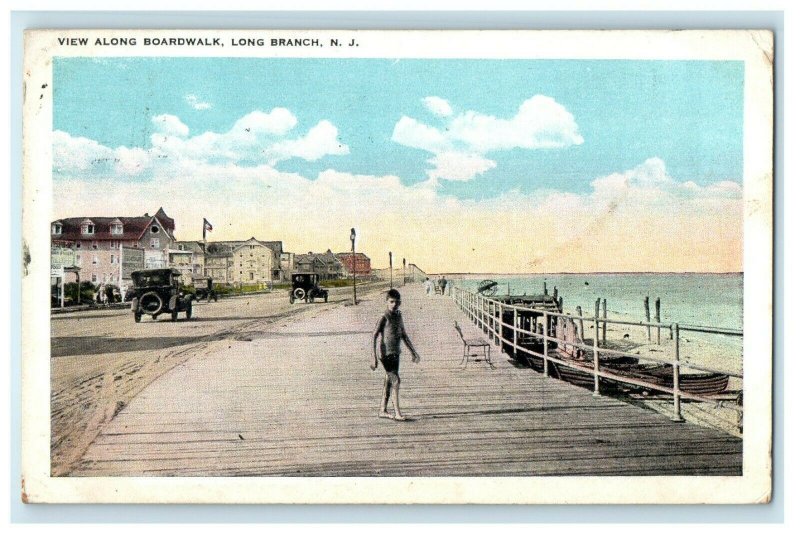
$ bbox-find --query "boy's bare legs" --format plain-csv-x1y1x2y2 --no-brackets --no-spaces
379,375,392,418
389,373,406,420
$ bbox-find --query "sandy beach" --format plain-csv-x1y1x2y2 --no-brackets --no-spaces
555,308,743,436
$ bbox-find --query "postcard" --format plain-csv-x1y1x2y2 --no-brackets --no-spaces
21,29,773,503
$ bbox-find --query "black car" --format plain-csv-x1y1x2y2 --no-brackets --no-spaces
289,273,328,304
192,277,219,302
130,268,193,322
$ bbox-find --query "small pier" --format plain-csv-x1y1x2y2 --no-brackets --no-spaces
74,285,742,477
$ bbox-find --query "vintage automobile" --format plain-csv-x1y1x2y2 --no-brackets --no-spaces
192,277,219,302
130,268,193,322
289,273,328,304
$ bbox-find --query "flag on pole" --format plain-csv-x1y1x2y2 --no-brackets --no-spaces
203,218,213,240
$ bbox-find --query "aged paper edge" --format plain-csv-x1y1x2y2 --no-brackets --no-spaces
21,29,774,504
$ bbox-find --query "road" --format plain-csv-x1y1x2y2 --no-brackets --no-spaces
50,282,386,475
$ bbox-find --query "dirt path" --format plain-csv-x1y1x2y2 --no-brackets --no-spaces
50,282,389,475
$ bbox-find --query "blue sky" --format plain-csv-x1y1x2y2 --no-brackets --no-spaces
54,58,743,197
52,57,745,272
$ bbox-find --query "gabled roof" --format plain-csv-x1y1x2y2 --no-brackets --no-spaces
174,241,206,253
296,250,343,266
51,213,172,242
154,207,175,233
335,252,371,261
203,239,284,256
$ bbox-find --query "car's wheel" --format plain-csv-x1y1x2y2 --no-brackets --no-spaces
134,312,141,323
289,293,295,304
324,294,328,303
171,309,178,322
140,291,163,315
309,296,315,303
293,288,306,301
186,302,193,319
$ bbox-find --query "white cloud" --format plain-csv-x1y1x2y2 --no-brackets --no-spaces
425,152,496,182
262,120,349,165
449,95,584,152
391,116,452,153
52,131,113,173
422,96,453,117
53,154,743,274
392,95,583,182
185,94,212,110
152,114,189,137
54,108,350,182
231,108,297,136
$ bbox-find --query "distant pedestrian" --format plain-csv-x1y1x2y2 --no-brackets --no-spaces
438,277,446,295
371,289,421,421
424,277,433,297
105,284,115,306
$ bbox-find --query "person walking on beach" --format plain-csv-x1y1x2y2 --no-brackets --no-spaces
371,288,421,421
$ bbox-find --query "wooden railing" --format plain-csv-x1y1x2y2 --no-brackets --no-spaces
452,286,743,423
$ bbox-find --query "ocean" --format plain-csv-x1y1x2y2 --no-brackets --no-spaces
454,273,743,330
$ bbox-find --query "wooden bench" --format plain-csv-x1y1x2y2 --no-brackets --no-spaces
454,321,494,369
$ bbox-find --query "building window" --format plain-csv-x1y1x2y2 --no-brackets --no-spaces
51,223,62,235
150,238,160,249
75,242,81,249
111,224,123,235
250,272,255,281
91,274,97,283
150,225,160,234
75,254,81,264
82,224,95,235
111,254,115,264
92,255,98,265
109,241,118,249
178,244,185,251
92,241,98,250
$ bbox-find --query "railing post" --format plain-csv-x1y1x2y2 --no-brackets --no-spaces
497,302,503,347
593,316,601,397
513,307,518,360
542,311,550,377
672,323,684,422
482,296,487,333
493,301,497,343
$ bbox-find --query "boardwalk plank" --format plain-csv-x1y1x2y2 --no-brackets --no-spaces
72,286,742,477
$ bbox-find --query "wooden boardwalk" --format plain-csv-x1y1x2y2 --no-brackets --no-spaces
73,285,742,477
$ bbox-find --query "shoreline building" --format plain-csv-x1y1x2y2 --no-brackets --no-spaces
197,238,286,285
334,252,371,278
51,207,177,291
294,250,345,280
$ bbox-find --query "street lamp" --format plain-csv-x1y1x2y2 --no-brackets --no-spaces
389,251,393,289
350,228,357,305
402,258,406,286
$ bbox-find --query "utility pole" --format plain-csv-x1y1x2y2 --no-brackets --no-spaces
350,228,357,305
402,258,406,287
389,251,393,289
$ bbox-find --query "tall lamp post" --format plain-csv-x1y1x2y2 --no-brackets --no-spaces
402,258,406,287
350,228,357,305
389,251,393,289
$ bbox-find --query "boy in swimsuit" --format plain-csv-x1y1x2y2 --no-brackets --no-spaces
371,289,421,420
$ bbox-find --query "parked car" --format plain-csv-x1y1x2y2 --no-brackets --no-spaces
192,277,219,302
130,268,193,322
289,273,328,304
